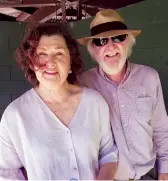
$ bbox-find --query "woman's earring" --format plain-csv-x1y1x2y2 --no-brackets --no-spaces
69,70,72,74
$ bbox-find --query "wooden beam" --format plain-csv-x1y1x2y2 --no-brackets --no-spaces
61,0,66,22
82,6,99,16
0,7,22,17
82,4,103,9
81,0,89,3
23,0,59,4
6,0,22,3
77,0,82,20
23,5,60,22
16,11,31,21
0,3,57,8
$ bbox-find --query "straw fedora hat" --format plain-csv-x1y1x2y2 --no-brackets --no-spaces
77,9,141,46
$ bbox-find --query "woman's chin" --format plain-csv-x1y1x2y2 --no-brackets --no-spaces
40,81,60,90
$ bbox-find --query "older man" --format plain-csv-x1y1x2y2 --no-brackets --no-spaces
77,9,168,180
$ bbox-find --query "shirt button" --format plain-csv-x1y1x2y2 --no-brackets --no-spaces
73,167,78,171
123,123,127,127
70,178,78,181
70,148,73,151
121,104,124,108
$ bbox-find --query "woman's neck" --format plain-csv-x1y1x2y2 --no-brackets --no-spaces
35,82,72,103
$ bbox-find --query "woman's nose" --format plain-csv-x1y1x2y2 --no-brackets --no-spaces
46,56,57,67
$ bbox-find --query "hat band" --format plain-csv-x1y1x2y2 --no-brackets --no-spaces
91,21,127,36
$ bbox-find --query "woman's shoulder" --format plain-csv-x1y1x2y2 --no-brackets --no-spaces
83,86,108,105
2,89,34,118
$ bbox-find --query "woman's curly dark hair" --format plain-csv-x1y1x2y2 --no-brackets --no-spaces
15,23,84,86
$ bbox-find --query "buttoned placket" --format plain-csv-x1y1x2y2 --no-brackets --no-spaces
117,85,137,179
100,64,136,179
66,128,79,180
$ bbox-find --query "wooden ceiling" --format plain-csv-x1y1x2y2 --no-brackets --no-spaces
0,0,145,22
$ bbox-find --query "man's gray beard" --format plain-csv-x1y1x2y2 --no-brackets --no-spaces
98,57,127,75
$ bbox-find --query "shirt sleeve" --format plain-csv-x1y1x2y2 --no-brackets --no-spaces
0,113,25,180
98,96,118,167
151,72,168,173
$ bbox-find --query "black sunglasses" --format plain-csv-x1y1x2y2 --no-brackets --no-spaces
92,34,127,46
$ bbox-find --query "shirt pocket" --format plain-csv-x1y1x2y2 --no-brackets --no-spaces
134,96,153,123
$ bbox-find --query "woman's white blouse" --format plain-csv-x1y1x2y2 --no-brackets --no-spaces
0,87,118,180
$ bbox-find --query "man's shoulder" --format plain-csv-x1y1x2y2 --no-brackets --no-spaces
78,67,100,88
80,67,99,78
131,62,159,77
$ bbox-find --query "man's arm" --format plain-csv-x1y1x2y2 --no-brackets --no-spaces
158,173,168,180
97,95,118,180
151,72,168,180
97,162,117,180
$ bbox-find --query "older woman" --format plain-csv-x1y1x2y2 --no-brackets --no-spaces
0,23,118,180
